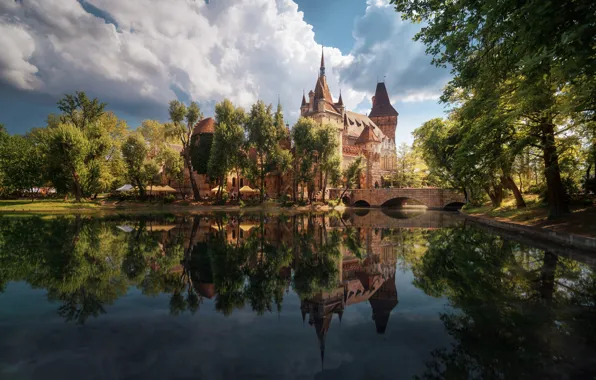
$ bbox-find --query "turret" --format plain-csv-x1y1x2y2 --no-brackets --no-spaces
368,82,398,142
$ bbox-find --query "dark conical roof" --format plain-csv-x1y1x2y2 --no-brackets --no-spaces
355,125,380,145
369,82,398,118
369,277,398,334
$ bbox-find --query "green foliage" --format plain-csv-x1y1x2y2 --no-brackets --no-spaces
245,101,280,201
339,155,364,199
191,132,213,175
122,134,152,199
392,142,430,188
208,99,246,194
393,0,595,217
166,100,203,200
0,134,44,195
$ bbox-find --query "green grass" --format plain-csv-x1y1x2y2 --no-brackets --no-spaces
462,194,548,222
0,199,101,212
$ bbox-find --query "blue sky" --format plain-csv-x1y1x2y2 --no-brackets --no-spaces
0,0,451,146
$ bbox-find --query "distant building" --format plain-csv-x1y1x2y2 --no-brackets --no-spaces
301,49,398,190
175,49,399,198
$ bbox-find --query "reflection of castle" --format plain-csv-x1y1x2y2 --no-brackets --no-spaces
301,256,398,368
169,214,399,368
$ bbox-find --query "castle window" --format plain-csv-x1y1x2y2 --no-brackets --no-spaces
232,177,236,187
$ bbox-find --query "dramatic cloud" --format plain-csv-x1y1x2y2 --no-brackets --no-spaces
337,0,449,104
0,0,449,130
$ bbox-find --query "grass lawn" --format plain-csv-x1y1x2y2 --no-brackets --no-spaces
0,199,101,213
463,194,596,239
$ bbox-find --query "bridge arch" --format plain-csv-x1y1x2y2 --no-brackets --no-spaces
380,197,427,209
352,199,371,208
443,201,465,211
345,188,466,209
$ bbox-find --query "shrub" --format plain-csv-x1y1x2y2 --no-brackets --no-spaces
327,199,339,207
163,194,176,204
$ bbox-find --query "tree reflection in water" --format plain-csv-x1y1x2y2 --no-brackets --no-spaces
412,226,596,379
0,212,594,377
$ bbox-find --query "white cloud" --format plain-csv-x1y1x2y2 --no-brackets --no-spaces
0,0,448,126
399,91,441,103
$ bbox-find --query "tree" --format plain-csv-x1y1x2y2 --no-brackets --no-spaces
0,134,44,197
244,101,279,202
45,123,89,201
166,100,202,201
208,99,246,199
339,156,364,201
57,91,106,130
291,118,318,201
391,0,593,217
413,118,471,199
393,143,428,188
122,134,151,200
314,123,340,202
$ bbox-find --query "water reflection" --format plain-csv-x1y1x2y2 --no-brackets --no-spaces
0,211,594,378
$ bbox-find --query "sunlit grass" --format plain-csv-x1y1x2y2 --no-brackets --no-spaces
463,194,548,223
0,199,101,212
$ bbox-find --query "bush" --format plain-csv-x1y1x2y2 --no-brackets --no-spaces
163,194,176,204
526,183,545,195
239,199,245,208
327,199,339,207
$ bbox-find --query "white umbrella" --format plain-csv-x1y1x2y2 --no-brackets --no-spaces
116,184,134,192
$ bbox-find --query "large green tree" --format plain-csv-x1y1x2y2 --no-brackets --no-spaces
0,134,44,197
122,134,152,200
244,101,280,201
208,99,246,198
392,0,595,217
166,100,202,200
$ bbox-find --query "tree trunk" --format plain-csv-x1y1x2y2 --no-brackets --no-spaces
72,171,83,202
539,251,558,305
540,121,569,218
260,157,265,203
483,183,503,207
185,154,200,201
321,173,327,203
585,163,592,195
502,176,526,208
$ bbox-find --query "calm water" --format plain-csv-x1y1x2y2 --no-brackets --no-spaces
0,210,595,380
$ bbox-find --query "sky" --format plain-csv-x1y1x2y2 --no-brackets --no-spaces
0,0,451,146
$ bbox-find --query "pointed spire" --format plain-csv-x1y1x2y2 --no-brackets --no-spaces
319,46,325,77
301,89,306,106
337,89,344,106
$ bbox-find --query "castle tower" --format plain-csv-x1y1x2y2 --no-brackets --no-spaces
368,82,398,142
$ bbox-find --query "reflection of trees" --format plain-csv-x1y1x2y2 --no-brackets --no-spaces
413,226,596,379
384,228,429,271
292,214,342,299
0,215,184,324
0,213,361,323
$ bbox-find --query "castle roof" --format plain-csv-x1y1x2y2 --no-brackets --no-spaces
314,75,334,107
369,82,398,118
193,117,215,135
355,124,381,145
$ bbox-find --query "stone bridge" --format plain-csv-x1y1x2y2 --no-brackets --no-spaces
338,188,466,209
335,209,464,229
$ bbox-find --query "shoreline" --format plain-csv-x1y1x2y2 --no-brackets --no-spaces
460,211,596,253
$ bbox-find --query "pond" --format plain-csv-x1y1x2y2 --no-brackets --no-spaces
0,210,594,379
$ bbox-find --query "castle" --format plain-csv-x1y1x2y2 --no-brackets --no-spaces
179,49,399,198
301,49,398,189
